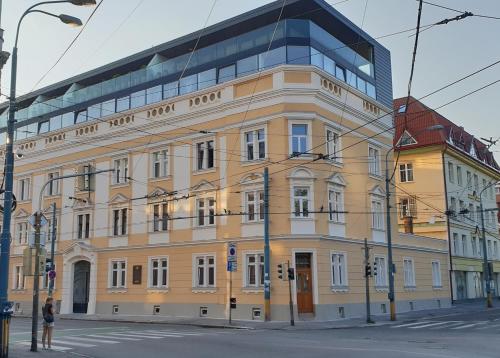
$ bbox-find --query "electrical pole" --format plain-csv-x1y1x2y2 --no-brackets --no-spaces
287,261,294,327
363,238,374,324
30,213,42,352
479,189,493,308
385,153,396,321
263,167,271,321
48,203,57,298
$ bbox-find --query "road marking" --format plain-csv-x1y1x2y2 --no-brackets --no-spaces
51,339,96,348
63,336,120,344
88,334,141,341
475,323,500,330
408,321,462,329
106,332,165,339
451,322,487,330
16,341,72,351
392,321,431,328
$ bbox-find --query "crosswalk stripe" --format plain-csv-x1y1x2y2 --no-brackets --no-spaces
16,341,72,351
392,321,430,328
141,331,197,337
451,322,487,330
63,336,120,344
88,334,141,341
51,339,96,348
106,332,165,339
408,321,462,329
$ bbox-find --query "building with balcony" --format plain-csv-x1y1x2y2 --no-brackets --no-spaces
2,0,449,321
393,97,500,302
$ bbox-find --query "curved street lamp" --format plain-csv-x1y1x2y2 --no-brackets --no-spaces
0,1,95,355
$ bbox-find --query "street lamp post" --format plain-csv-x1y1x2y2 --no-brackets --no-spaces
0,1,95,356
385,124,444,321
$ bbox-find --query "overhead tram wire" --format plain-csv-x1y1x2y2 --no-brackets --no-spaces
418,0,500,21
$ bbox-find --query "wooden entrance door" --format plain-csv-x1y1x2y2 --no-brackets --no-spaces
295,253,313,313
73,260,90,313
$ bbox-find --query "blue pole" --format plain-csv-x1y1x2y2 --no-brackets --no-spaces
264,167,271,321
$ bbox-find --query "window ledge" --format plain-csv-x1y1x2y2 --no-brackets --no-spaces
328,220,345,225
241,158,270,166
289,217,314,221
242,221,264,226
432,286,443,290
147,288,169,294
149,176,172,182
192,225,216,231
242,288,264,294
110,182,130,189
331,286,349,293
44,194,61,198
192,288,217,294
375,286,389,292
404,286,417,291
109,235,129,239
193,168,217,176
371,228,386,232
108,288,128,293
17,200,31,204
11,289,26,292
326,160,343,168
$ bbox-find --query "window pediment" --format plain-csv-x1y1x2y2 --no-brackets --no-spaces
15,208,29,219
240,173,263,186
192,180,218,193
396,130,417,146
108,194,129,206
369,185,385,197
287,167,315,180
326,173,346,186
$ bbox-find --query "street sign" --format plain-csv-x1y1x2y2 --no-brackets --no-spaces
227,261,237,272
227,242,237,272
22,247,46,276
28,232,46,247
230,297,236,309
28,212,48,228
48,270,56,280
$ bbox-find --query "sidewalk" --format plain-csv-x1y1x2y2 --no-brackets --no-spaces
10,346,68,357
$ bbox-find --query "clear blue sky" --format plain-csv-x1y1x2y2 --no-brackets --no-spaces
1,0,499,160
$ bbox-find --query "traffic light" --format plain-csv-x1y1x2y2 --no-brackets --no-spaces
287,267,295,280
45,258,52,273
373,261,378,276
277,263,284,280
365,264,372,277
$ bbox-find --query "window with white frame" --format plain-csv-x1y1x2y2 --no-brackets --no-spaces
403,258,416,288
196,140,215,170
78,164,94,191
432,260,442,288
328,187,344,222
244,128,266,161
399,196,417,218
487,240,492,257
456,166,463,186
196,197,215,226
151,149,168,178
18,177,30,201
448,162,454,183
291,123,308,155
76,213,91,239
473,174,479,193
293,187,310,218
245,191,264,222
371,199,384,230
194,255,215,288
399,163,413,182
472,236,478,257
452,233,459,255
326,128,340,162
149,257,168,288
466,171,472,190
368,146,381,176
331,252,348,288
16,222,29,245
450,197,457,217
245,253,264,287
113,158,129,184
374,256,387,287
109,260,126,288
494,241,498,259
112,208,128,236
13,266,25,290
462,234,468,256
479,238,483,257
46,172,60,196
468,203,474,220
151,202,168,232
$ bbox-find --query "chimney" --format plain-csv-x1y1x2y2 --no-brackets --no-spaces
403,215,414,234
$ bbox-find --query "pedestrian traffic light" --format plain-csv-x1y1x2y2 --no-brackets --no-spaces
277,263,284,280
365,264,372,277
45,258,52,272
373,261,378,276
287,267,295,280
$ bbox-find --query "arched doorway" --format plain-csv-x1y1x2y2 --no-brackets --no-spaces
73,260,91,313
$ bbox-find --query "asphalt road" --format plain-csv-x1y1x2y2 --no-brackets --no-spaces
9,308,500,358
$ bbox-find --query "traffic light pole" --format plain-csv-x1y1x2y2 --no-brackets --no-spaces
48,203,57,298
263,168,271,321
363,238,374,324
30,213,42,352
287,261,294,327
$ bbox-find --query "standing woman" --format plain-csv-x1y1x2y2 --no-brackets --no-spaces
42,297,55,349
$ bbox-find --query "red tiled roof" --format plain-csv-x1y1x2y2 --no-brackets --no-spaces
393,97,500,171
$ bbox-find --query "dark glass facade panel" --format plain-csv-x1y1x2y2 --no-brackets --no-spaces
287,46,310,65
259,46,286,70
335,65,345,82
324,56,335,76
310,47,323,69
102,99,116,116
163,82,178,100
198,69,217,90
218,65,236,83
87,103,101,120
49,116,62,131
38,121,49,134
131,90,146,109
116,96,130,112
61,112,74,128
237,55,258,76
147,85,163,104
179,74,198,95
346,69,356,88
356,76,366,93
366,82,376,99
75,110,88,124
286,19,309,38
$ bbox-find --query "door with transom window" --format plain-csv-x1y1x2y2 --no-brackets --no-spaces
295,253,313,314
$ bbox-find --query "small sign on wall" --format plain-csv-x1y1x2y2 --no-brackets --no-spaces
133,265,142,284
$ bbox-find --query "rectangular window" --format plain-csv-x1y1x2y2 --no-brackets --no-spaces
179,74,198,95
448,162,454,183
150,257,168,288
151,149,168,178
258,46,286,70
291,124,308,155
101,99,116,116
472,236,478,257
293,187,309,218
77,213,91,239
331,252,347,287
75,109,87,124
197,197,215,226
374,256,387,287
328,188,344,222
245,253,264,287
326,128,340,162
237,55,258,76
399,196,417,218
399,163,414,182
368,146,380,176
38,121,49,134
403,258,415,287
456,166,463,186
218,64,236,83
79,164,94,191
16,222,28,245
459,200,465,219
450,197,457,217
371,199,384,230
466,171,472,190
244,128,266,161
198,68,217,90
14,266,24,290
335,65,345,81
473,174,479,193
112,208,128,236
110,260,126,288
195,140,215,170
195,255,215,288
152,203,168,232
47,172,60,196
18,178,30,201
245,191,264,222
432,261,442,288
462,234,468,256
494,241,498,259
113,158,129,184
453,233,459,255
146,85,163,104
130,90,146,109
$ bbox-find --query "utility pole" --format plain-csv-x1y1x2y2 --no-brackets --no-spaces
263,167,271,321
48,203,57,297
479,182,495,308
363,238,374,324
30,213,42,352
287,260,295,327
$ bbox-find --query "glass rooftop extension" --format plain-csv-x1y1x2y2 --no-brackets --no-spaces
0,16,386,144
